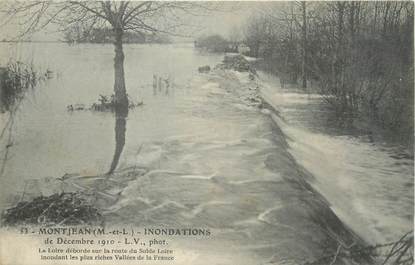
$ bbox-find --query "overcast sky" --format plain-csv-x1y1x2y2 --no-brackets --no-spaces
0,1,262,42
192,2,256,38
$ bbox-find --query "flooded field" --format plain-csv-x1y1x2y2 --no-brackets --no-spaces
0,42,222,205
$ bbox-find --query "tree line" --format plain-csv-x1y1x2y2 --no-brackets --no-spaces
242,1,413,140
64,26,171,44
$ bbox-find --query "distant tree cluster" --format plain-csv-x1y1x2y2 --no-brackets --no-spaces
195,34,237,53
64,26,171,44
243,2,414,139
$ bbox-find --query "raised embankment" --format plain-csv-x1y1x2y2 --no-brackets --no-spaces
214,66,372,264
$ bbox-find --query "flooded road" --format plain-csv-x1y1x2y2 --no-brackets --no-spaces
0,43,412,264
67,70,366,265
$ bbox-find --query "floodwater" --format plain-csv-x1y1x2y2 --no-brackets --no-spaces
0,43,413,264
0,42,222,201
259,73,414,244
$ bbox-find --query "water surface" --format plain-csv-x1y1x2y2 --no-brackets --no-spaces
259,72,414,244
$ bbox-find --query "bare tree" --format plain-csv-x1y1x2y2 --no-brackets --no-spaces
300,1,307,89
0,1,213,109
0,1,220,174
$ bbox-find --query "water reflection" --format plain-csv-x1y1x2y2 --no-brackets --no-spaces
107,105,128,175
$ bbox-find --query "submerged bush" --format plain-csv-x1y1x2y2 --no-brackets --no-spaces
217,54,257,75
67,94,143,112
1,192,103,226
0,61,50,113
